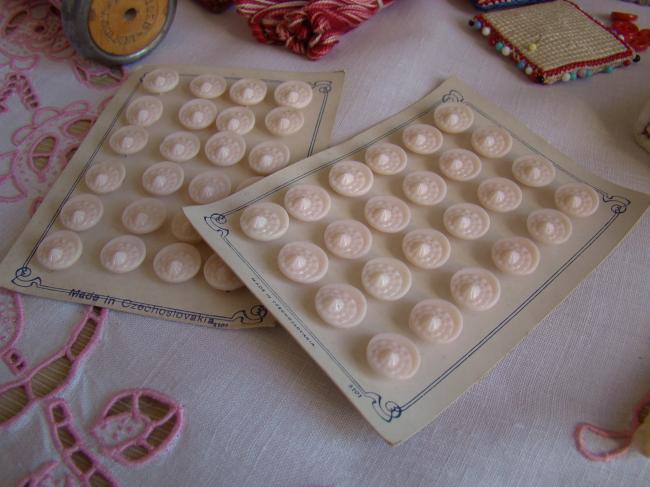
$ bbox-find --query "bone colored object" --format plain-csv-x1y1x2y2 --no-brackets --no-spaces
402,124,444,155
491,237,540,276
85,160,126,194
323,220,373,259
189,74,227,99
366,333,421,380
153,242,201,283
126,96,163,127
36,230,83,271
554,183,600,218
477,177,523,213
265,107,305,136
433,102,474,133
408,299,463,344
229,78,267,105
188,170,232,204
216,106,256,135
471,126,512,159
512,155,556,187
450,267,501,311
443,203,490,240
402,171,447,206
274,80,313,109
328,160,374,197
365,142,408,175
142,68,179,94
361,257,412,301
277,241,329,283
109,125,148,155
314,283,367,328
204,131,246,167
100,235,146,274
284,184,331,222
364,196,411,233
141,161,184,196
59,194,104,231
178,99,217,130
438,148,482,181
240,202,290,241
402,229,451,269
203,254,244,291
248,141,291,175
159,131,200,162
121,198,167,234
527,209,573,245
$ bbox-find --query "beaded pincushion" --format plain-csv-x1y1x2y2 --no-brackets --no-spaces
469,0,638,84
471,0,552,11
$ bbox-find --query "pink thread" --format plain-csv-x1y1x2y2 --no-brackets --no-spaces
0,71,40,112
0,306,107,428
91,388,185,466
0,287,27,375
16,460,60,487
575,390,650,461
235,0,394,60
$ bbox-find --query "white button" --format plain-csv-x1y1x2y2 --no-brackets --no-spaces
141,161,184,196
178,99,217,130
361,257,412,301
324,220,372,259
284,184,331,222
121,198,167,234
315,283,367,328
409,299,463,344
366,333,420,380
203,254,244,291
477,177,522,213
229,78,267,106
402,124,443,154
555,183,599,218
153,243,201,283
235,176,263,192
364,143,408,175
471,127,513,159
277,241,329,283
240,202,289,241
159,131,200,162
491,237,540,275
328,160,374,197
85,160,126,194
450,267,501,311
216,106,256,135
36,230,83,271
109,125,148,155
402,171,447,206
142,68,179,94
248,141,291,175
364,196,411,233
438,149,482,181
402,229,450,269
265,107,304,136
433,103,474,133
512,155,555,187
443,203,490,240
274,80,313,109
126,96,163,127
189,74,227,99
188,170,232,204
527,209,573,245
60,194,103,231
170,211,202,244
100,235,146,273
205,131,246,167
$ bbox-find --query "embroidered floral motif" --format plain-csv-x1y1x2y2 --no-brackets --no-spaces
0,287,26,374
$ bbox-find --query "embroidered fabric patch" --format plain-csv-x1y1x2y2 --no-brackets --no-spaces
469,0,637,84
471,0,552,11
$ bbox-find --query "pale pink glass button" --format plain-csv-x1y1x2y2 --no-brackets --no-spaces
512,155,555,187
235,176,263,192
85,160,126,194
142,68,179,94
204,131,246,167
409,299,463,344
364,196,411,234
121,198,167,234
248,141,291,175
100,235,146,274
402,171,447,206
361,257,412,301
284,185,331,222
170,212,202,244
324,220,372,259
109,125,148,155
315,283,367,328
265,107,304,136
443,203,490,240
126,96,163,127
187,170,232,204
328,160,374,197
477,177,522,213
277,241,329,283
450,267,501,311
471,127,513,159
402,229,450,269
153,243,201,284
189,74,227,99
229,78,267,106
159,131,200,162
274,80,313,109
364,143,408,175
240,202,289,241
60,194,103,231
178,99,217,130
366,333,420,380
402,124,444,155
216,107,255,135
491,237,540,276
438,149,482,181
36,230,83,270
203,254,244,291
141,161,184,196
433,103,474,134
555,183,599,218
527,209,572,245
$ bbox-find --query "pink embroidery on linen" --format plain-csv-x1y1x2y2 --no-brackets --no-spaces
0,306,107,428
0,71,39,113
91,389,185,466
0,287,27,374
45,398,117,487
16,460,78,487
